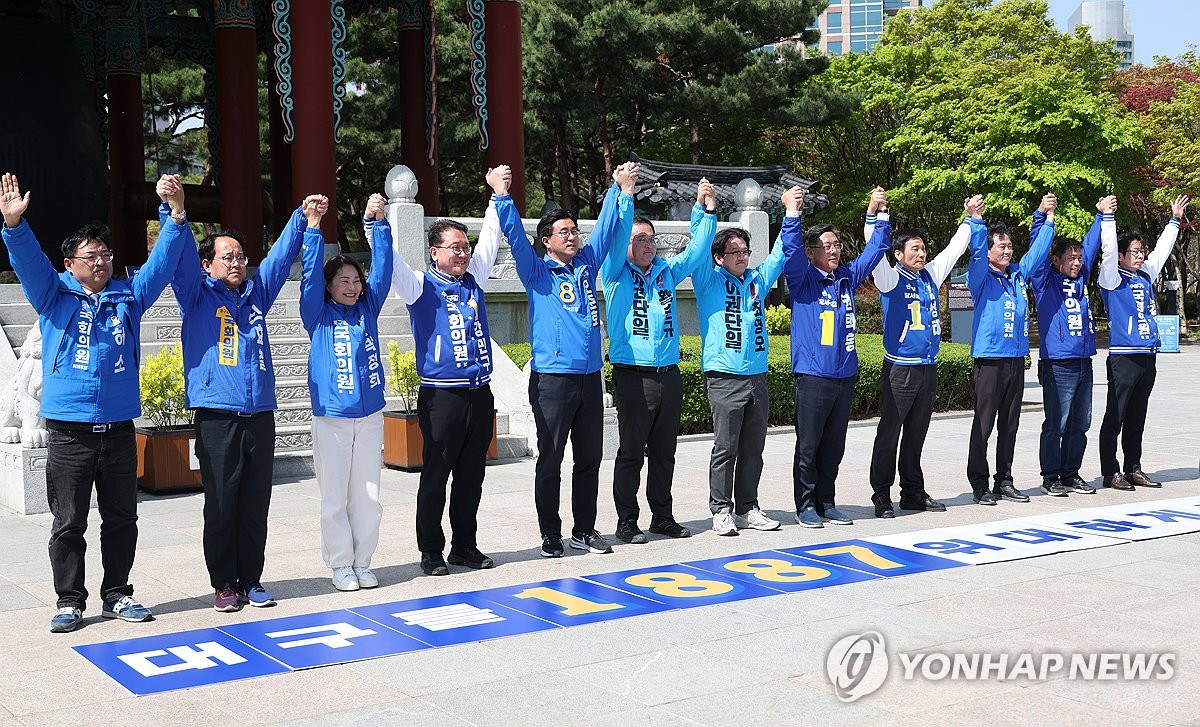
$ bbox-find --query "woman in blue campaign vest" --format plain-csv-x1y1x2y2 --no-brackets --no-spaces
299,193,393,592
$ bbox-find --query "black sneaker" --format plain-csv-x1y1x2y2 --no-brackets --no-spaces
420,551,449,576
1125,470,1162,488
898,493,946,512
448,546,495,569
873,498,895,519
1062,474,1096,494
614,519,648,544
648,517,692,538
540,535,564,558
994,481,1030,503
569,529,613,554
1041,476,1070,497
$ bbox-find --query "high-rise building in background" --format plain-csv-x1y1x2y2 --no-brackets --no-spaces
810,0,924,56
1068,1,1134,69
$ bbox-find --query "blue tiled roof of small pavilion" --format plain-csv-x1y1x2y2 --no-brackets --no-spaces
627,154,829,216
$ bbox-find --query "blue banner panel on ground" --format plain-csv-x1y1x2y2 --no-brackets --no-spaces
868,519,1128,565
74,628,289,696
479,577,675,627
350,592,559,647
779,539,966,577
1021,497,1200,542
583,564,781,606
683,549,882,592
219,609,430,669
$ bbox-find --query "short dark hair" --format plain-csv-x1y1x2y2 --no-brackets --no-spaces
1117,230,1144,254
536,208,578,258
322,254,366,301
712,227,751,261
427,218,469,250
893,228,926,255
803,223,837,249
1050,237,1082,258
199,228,247,262
987,223,1010,249
632,215,656,235
62,223,111,258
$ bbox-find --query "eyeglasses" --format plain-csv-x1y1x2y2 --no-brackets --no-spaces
549,227,580,240
808,242,843,252
722,248,751,258
69,252,114,265
217,254,249,266
631,234,656,248
433,245,473,256
1125,248,1147,258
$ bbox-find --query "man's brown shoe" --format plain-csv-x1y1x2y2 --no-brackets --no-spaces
1104,473,1135,491
1125,470,1162,488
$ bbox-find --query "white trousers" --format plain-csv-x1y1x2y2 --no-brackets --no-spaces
313,412,384,568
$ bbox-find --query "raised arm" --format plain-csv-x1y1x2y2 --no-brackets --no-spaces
850,212,892,289
1025,193,1056,287
257,195,323,305
495,192,541,287
298,197,328,332
132,175,194,310
667,178,719,279
1096,196,1121,290
1079,211,1104,271
364,195,393,306
585,162,637,264
468,166,509,288
1017,203,1057,280
760,185,805,288
782,187,816,288
0,173,61,313
1143,194,1189,281
927,193,984,287
867,187,898,293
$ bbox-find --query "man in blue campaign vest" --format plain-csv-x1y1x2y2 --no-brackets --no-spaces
389,166,507,576
786,187,892,528
965,199,1055,505
1029,193,1112,497
694,186,801,536
172,192,328,613
869,193,984,518
601,179,716,544
1,172,192,632
1097,194,1190,491
498,162,637,558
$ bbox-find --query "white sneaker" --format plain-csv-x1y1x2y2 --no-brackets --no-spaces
353,566,378,588
734,508,781,531
332,566,359,591
711,512,738,536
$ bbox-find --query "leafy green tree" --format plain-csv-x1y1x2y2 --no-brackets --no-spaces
783,0,1146,248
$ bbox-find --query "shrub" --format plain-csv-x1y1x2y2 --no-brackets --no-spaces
765,304,790,335
139,343,192,428
386,340,420,411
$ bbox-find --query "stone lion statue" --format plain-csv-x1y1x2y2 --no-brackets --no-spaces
0,327,48,448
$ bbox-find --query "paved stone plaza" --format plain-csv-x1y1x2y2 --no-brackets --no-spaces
2,346,1199,726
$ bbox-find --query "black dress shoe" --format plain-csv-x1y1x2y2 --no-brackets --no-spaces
420,551,449,576
873,499,895,519
648,517,692,538
1104,473,1135,491
973,489,997,505
1125,470,1162,488
898,493,946,512
448,546,495,569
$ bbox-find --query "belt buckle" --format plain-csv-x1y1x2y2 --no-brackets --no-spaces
237,411,253,418
92,423,109,433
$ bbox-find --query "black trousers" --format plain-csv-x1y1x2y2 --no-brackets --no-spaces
195,409,275,590
870,362,937,503
45,420,138,610
529,371,603,538
415,385,494,553
967,357,1025,490
793,373,856,514
611,365,682,524
1099,353,1157,476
